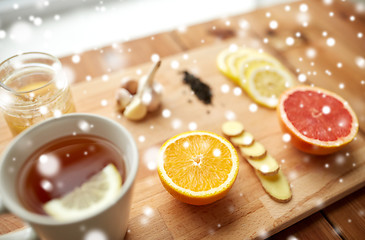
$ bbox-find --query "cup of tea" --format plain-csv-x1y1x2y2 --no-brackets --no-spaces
0,113,139,240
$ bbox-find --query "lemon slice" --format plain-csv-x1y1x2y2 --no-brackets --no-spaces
225,49,256,84
238,55,281,89
216,48,236,78
43,164,122,221
245,66,295,108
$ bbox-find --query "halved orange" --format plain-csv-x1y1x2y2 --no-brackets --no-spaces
277,85,359,155
157,131,239,205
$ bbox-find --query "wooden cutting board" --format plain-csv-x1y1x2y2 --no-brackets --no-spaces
0,1,364,239
0,41,364,240
67,41,364,239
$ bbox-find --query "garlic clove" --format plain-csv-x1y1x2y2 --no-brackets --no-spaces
116,88,133,112
142,87,161,112
121,77,138,95
123,97,148,120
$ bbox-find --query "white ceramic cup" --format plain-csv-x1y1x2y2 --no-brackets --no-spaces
0,113,139,240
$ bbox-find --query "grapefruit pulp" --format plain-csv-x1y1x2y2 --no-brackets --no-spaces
277,86,359,155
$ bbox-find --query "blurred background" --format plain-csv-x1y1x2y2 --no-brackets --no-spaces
0,0,364,61
0,0,298,60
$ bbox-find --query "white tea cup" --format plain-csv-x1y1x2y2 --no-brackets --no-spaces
0,113,139,240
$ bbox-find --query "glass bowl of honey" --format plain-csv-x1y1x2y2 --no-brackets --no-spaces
0,52,75,135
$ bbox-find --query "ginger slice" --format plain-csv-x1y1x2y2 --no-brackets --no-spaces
244,154,279,175
240,141,267,159
255,169,292,202
230,131,254,146
221,120,292,203
222,121,244,137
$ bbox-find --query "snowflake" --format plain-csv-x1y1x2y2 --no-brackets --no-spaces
151,54,160,63
0,30,6,39
269,20,278,30
138,135,146,143
221,84,230,93
299,3,309,12
233,87,242,96
100,99,108,106
282,133,291,142
322,106,331,114
306,48,317,58
225,110,236,120
326,37,336,47
355,57,365,69
286,37,295,46
143,206,155,217
162,109,171,118
239,19,250,30
72,55,81,64
33,17,43,26
298,73,307,82
37,154,60,177
170,60,180,69
249,103,258,112
143,147,159,170
78,120,91,132
84,229,107,240
171,119,182,129
188,122,198,131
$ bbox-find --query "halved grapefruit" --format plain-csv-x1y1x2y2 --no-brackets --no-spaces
277,86,359,155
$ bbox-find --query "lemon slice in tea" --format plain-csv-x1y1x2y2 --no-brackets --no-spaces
43,164,122,221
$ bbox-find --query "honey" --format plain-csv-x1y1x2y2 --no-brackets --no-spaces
0,52,76,135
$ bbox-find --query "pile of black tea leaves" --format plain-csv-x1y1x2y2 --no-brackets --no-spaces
182,71,212,104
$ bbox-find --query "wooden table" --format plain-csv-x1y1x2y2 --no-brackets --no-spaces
1,0,364,239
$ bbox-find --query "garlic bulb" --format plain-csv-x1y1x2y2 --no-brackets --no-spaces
116,60,163,121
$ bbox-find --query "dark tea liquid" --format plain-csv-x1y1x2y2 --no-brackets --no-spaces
16,134,126,215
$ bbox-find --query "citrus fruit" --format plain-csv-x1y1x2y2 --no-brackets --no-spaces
245,66,295,108
216,46,296,108
43,164,122,220
277,85,359,155
157,131,239,205
225,48,256,84
216,48,236,80
237,55,281,88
